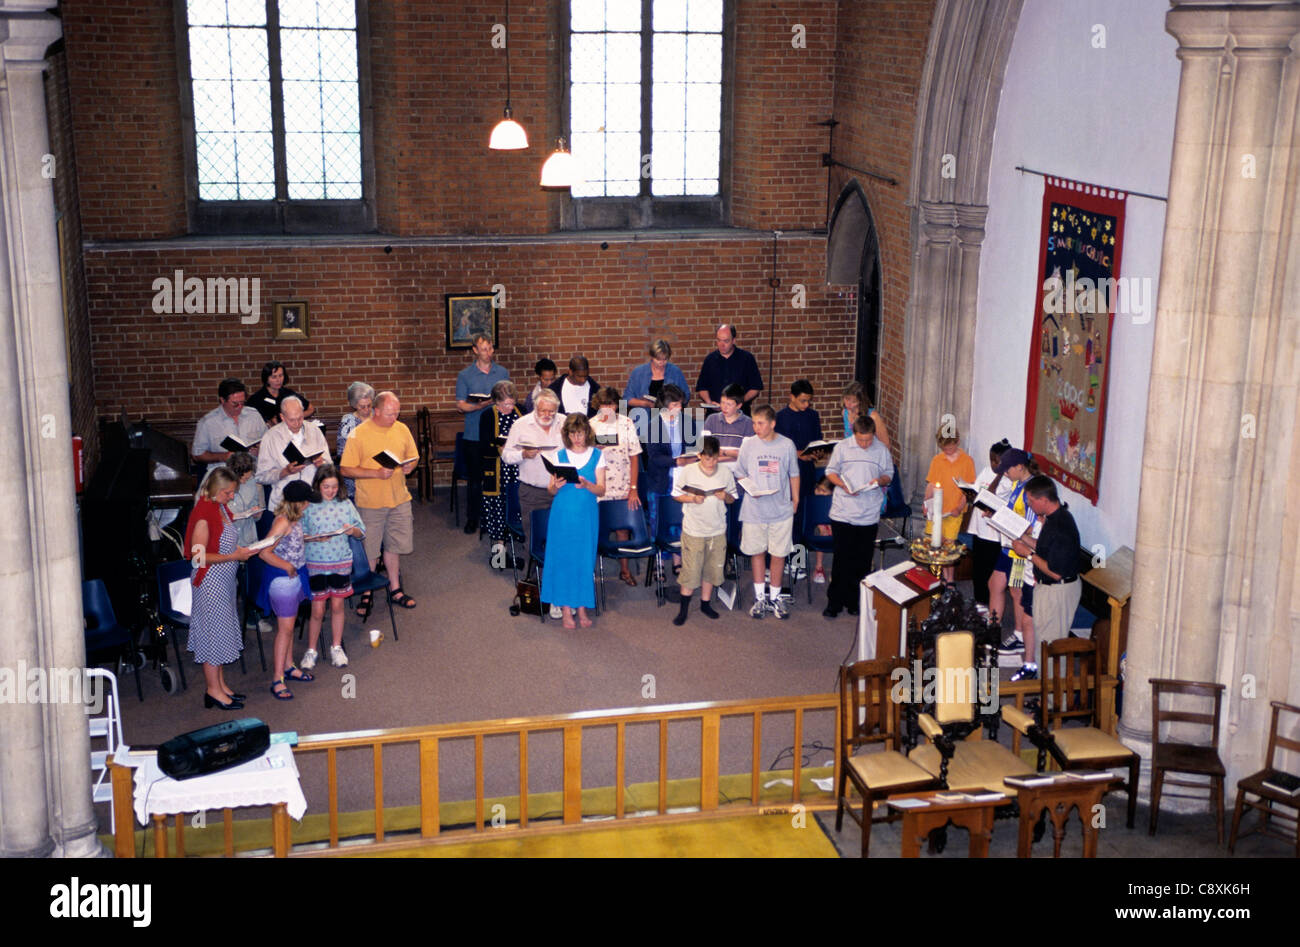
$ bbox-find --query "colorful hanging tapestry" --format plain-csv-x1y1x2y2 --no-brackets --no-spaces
1024,177,1127,502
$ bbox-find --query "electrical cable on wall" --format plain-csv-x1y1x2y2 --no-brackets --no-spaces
767,230,782,392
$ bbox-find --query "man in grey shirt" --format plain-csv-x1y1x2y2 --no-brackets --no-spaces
192,378,267,475
822,414,894,618
732,404,800,619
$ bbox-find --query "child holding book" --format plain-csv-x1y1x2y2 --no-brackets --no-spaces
301,465,365,670
257,480,316,700
670,437,737,625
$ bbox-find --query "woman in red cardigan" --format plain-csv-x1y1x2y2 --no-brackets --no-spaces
185,468,258,709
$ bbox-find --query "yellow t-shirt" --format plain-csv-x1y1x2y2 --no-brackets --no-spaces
340,418,418,509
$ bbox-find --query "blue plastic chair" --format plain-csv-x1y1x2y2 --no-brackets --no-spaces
450,432,467,525
154,560,192,691
596,501,654,610
83,579,142,701
652,494,685,606
880,473,911,542
725,496,746,609
801,494,835,603
239,558,269,671
350,535,398,642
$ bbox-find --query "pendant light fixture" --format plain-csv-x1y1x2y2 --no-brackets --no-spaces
539,138,578,189
489,0,528,150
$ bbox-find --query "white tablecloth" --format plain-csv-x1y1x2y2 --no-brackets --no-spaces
123,742,307,825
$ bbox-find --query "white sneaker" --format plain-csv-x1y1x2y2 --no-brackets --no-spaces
300,648,318,670
771,596,791,620
329,645,348,668
549,604,563,620
749,598,769,619
257,619,274,635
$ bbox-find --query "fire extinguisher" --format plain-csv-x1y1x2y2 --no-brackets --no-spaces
72,435,84,493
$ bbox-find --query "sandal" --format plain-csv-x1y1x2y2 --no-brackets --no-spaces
284,665,314,682
355,590,373,619
619,571,637,587
389,587,418,609
270,679,293,700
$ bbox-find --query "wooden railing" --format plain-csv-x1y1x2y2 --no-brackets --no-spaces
112,693,838,857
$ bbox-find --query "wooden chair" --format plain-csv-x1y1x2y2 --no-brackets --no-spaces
1039,637,1138,828
1228,699,1300,856
836,658,938,857
1149,677,1226,843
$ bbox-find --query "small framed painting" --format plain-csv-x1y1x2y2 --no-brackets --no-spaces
446,293,498,350
273,301,309,340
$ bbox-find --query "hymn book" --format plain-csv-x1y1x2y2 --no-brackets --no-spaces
542,453,581,484
373,450,419,469
736,477,777,497
282,442,325,465
220,434,260,452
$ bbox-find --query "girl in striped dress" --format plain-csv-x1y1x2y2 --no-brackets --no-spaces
302,465,365,669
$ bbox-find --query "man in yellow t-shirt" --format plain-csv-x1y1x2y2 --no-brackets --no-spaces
339,391,420,612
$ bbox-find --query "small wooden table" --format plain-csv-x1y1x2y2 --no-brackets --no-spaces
1015,776,1120,858
888,789,1007,858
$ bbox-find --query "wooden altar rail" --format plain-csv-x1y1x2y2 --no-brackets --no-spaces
112,693,839,857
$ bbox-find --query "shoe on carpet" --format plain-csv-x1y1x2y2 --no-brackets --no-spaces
300,648,318,671
463,519,478,535
749,598,769,620
257,619,274,635
998,632,1025,655
812,566,826,584
329,645,348,668
549,604,563,620
822,606,840,620
1010,664,1038,682
771,596,790,620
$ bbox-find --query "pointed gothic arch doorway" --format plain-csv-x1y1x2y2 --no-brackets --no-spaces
827,180,882,407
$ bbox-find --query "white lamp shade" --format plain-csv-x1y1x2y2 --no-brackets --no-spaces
540,146,579,189
489,116,528,150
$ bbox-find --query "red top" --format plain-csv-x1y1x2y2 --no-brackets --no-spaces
184,497,229,587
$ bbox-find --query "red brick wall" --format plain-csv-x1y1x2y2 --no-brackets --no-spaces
829,0,936,446
44,49,100,474
731,1,837,231
83,237,854,424
62,0,187,240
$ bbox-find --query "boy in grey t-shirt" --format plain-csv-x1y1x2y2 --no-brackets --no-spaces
732,405,800,619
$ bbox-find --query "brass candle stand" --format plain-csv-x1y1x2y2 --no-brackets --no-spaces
910,537,966,579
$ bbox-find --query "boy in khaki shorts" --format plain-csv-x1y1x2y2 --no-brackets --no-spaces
670,436,737,625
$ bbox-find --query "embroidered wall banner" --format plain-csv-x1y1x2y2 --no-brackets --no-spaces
1024,177,1126,502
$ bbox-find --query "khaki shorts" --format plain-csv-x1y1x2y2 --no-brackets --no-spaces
360,501,414,561
680,532,726,591
740,518,793,557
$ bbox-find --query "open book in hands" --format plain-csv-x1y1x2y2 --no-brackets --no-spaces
541,452,581,484
373,450,419,469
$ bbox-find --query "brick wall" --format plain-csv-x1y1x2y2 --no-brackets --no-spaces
731,1,837,231
829,0,936,448
44,49,100,475
83,236,855,425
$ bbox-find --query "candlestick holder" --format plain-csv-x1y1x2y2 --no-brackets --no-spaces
910,537,966,579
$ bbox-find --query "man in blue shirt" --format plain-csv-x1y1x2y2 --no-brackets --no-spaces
455,334,510,534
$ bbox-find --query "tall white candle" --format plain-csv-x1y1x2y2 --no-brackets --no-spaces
931,483,943,548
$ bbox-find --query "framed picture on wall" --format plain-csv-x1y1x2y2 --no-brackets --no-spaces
273,301,309,340
446,293,498,350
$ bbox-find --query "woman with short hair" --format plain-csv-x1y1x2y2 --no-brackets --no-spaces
479,380,523,558
337,381,375,499
591,386,644,586
251,360,314,423
625,339,691,410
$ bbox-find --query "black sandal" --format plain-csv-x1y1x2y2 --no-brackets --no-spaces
355,590,374,619
389,587,417,609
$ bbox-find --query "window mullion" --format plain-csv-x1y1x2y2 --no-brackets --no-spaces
266,0,289,210
639,0,653,199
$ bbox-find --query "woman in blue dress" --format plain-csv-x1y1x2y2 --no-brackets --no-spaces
542,413,606,629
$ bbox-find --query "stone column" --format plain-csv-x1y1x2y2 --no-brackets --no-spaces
0,4,100,857
1122,1,1300,804
900,201,987,498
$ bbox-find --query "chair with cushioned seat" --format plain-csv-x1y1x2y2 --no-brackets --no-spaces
1149,677,1227,843
1228,699,1299,856
1039,637,1139,828
836,658,938,856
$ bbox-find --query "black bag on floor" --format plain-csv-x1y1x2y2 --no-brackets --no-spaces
510,579,542,616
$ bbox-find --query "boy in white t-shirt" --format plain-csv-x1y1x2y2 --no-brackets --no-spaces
670,436,738,625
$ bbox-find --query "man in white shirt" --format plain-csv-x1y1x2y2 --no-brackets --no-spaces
256,396,328,510
501,388,565,558
191,378,267,474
